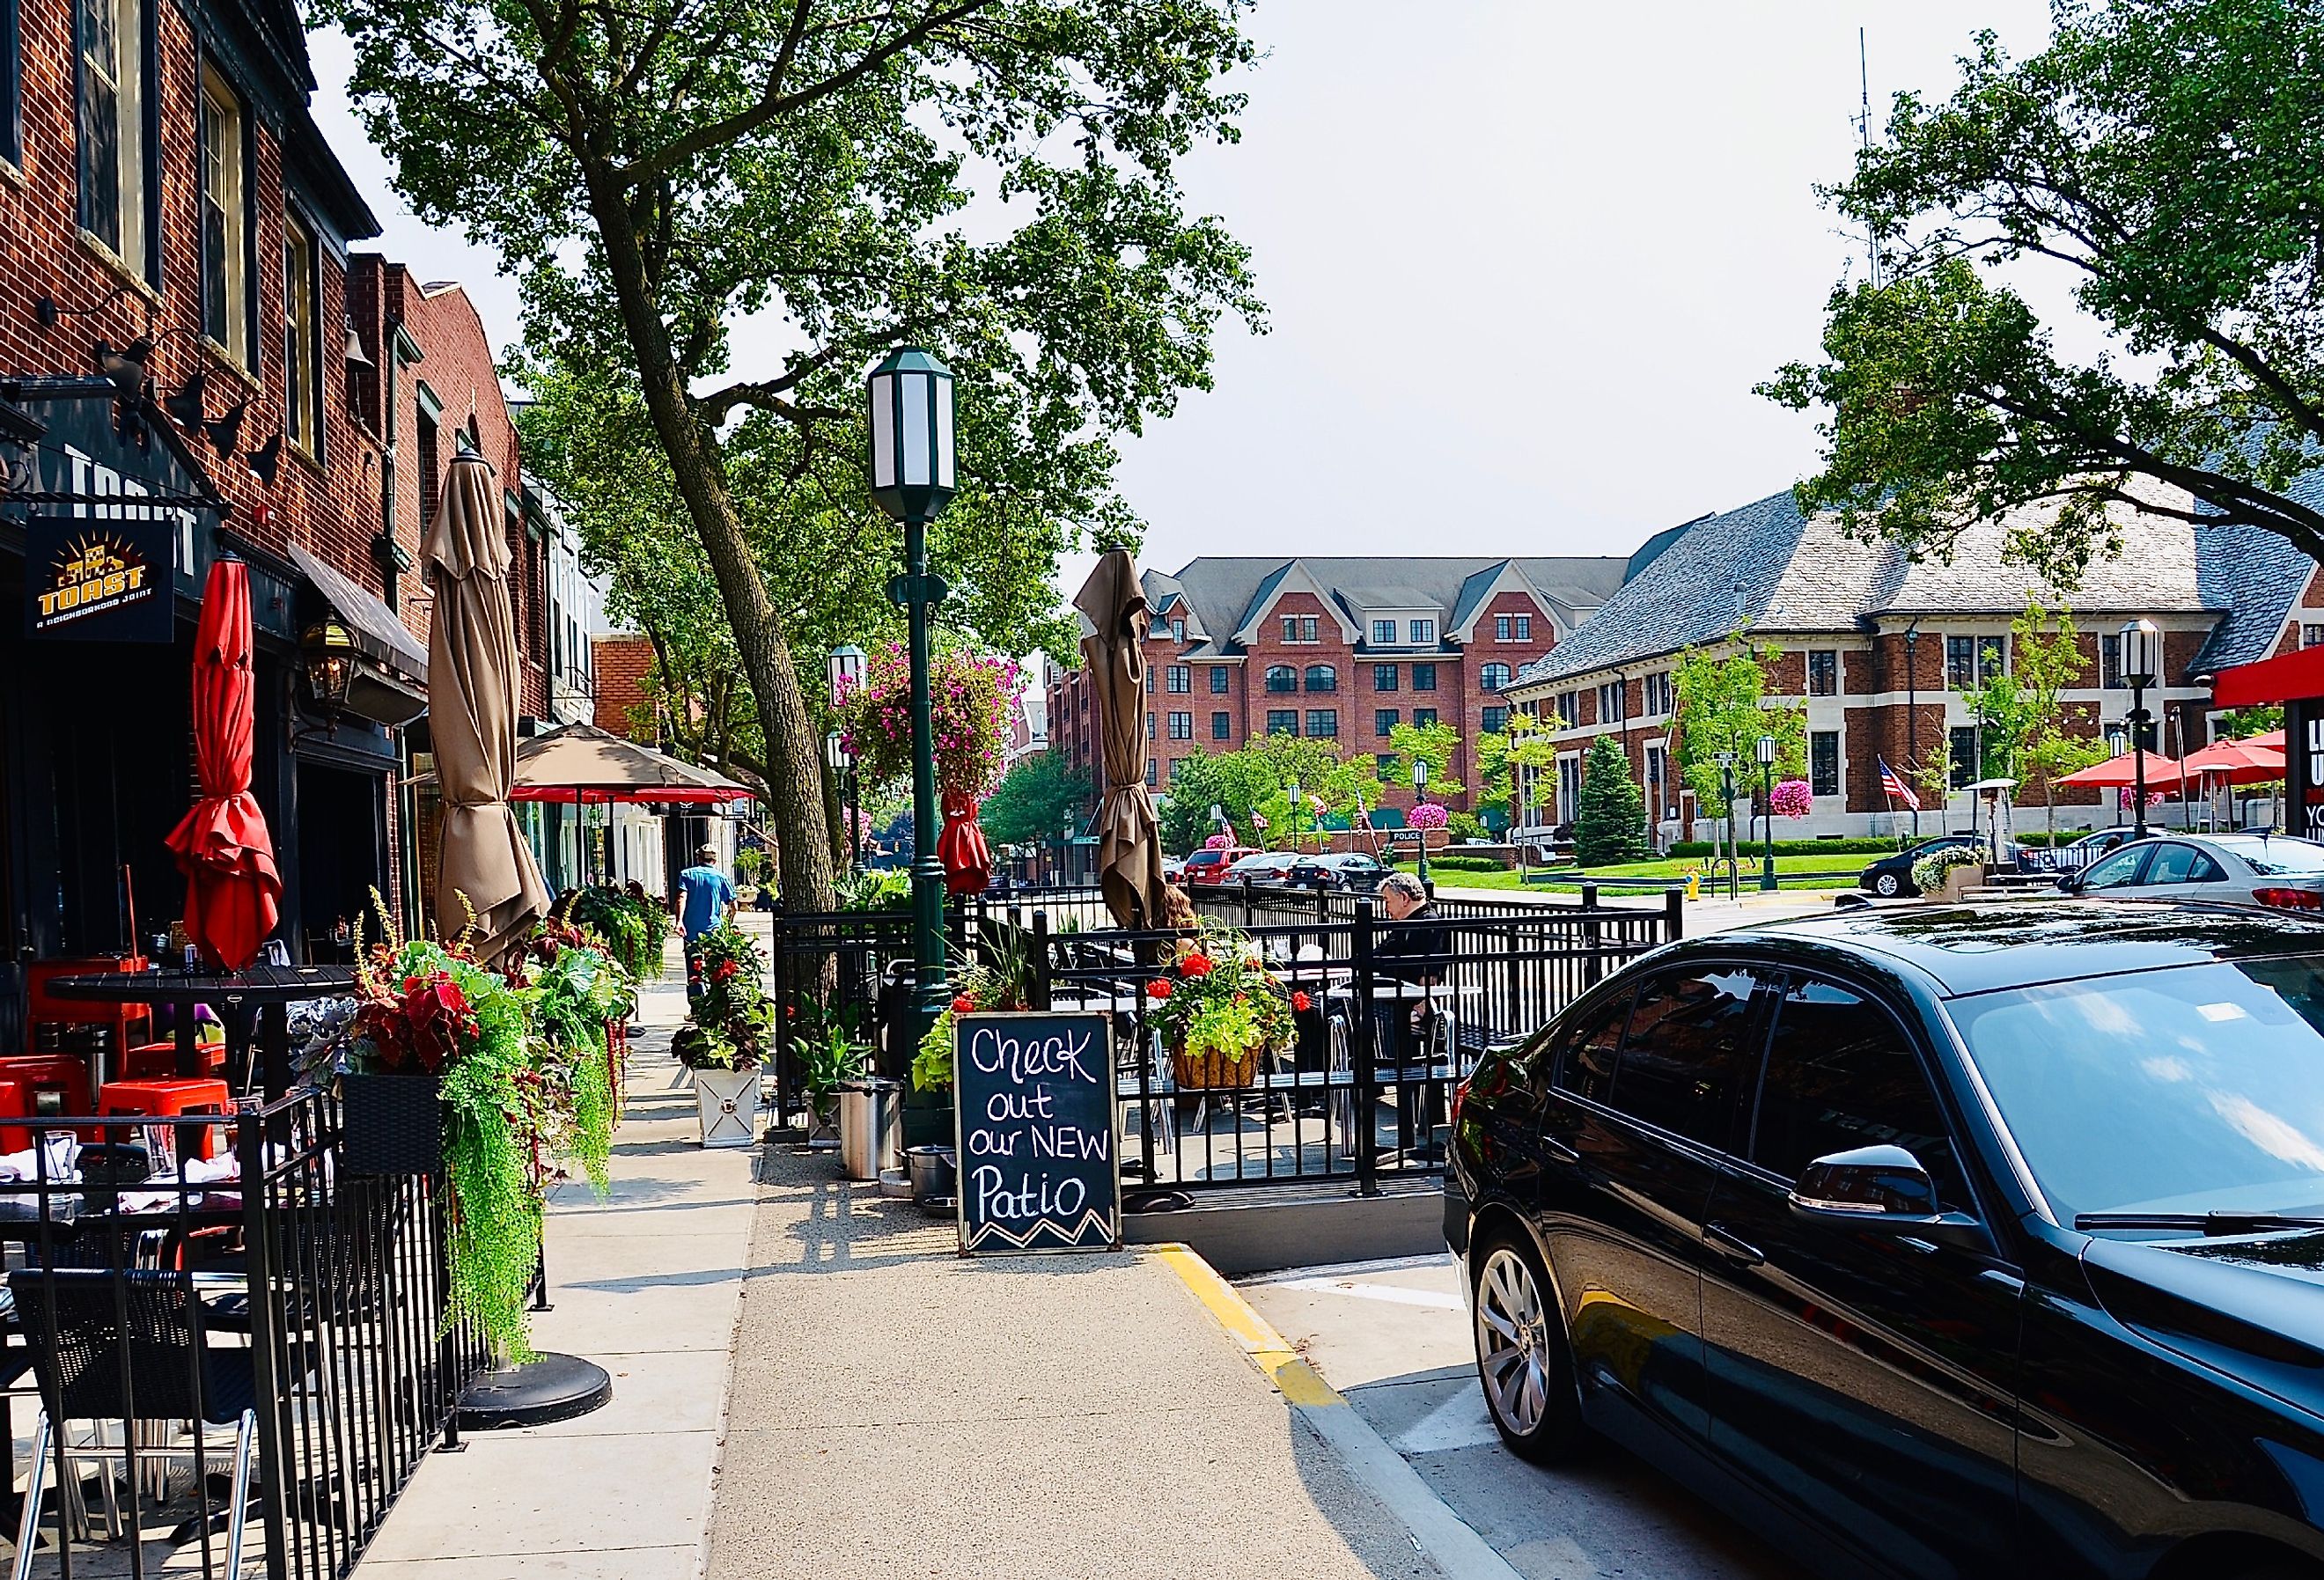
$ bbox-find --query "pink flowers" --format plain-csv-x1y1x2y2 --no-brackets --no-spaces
1407,802,1448,831
834,643,1016,800
1769,778,1814,819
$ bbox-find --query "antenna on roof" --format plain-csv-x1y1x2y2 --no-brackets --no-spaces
1855,27,1879,290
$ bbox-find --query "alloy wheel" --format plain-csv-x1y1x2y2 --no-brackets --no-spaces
1475,1246,1552,1438
1874,872,1901,897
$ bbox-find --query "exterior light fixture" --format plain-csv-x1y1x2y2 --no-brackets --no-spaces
827,643,865,709
2118,618,2162,837
302,620,357,715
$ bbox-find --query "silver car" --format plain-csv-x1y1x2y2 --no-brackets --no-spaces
2069,833,2324,910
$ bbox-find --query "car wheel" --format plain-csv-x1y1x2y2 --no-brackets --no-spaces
1472,1232,1585,1462
1872,872,1902,898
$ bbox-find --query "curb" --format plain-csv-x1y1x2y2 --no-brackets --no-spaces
1148,1244,1524,1580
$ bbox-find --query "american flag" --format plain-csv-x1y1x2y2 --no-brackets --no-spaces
1878,756,1921,812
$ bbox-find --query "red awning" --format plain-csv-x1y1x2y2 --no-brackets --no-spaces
2213,643,2324,708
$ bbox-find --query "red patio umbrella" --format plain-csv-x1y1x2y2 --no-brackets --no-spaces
165,558,282,970
2055,750,2193,791
2177,738,2287,787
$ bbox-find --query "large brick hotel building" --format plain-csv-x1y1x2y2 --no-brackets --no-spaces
1047,555,1630,813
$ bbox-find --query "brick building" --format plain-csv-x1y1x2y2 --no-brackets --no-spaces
1503,484,2313,843
1048,555,1629,815
0,0,565,1033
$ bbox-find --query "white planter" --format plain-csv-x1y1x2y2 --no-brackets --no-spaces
694,1069,761,1149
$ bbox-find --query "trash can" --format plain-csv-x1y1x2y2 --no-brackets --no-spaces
874,962,918,1082
905,1143,957,1208
838,1077,904,1181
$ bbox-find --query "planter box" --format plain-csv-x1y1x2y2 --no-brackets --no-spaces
341,1073,444,1175
694,1068,761,1149
1936,863,1988,902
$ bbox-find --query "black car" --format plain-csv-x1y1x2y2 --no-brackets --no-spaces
1858,834,1982,897
1284,853,1390,893
1448,901,2324,1580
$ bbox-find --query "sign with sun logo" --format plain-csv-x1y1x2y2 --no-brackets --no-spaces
24,517,173,642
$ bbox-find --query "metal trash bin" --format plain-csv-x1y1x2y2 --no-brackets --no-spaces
838,1077,904,1181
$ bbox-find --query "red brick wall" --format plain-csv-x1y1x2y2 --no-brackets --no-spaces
593,634,655,739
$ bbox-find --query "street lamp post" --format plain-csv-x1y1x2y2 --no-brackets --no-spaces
1411,758,1431,892
1754,734,1778,892
2119,619,2161,840
866,349,958,1033
1903,622,1922,838
825,732,857,878
1287,778,1302,853
827,645,866,879
1716,751,1739,900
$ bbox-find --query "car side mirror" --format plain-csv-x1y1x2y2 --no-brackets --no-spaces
1791,1144,1938,1216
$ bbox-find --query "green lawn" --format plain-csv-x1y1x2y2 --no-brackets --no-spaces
1415,853,1871,894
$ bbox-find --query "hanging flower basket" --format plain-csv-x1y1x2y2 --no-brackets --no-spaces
341,1071,444,1175
834,643,1018,802
1146,923,1299,1093
1170,1042,1262,1091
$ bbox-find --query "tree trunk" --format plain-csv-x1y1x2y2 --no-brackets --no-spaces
581,160,835,911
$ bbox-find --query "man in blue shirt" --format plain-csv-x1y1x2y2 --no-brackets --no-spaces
676,844,736,996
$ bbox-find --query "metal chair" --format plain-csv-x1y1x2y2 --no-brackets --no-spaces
7,1268,259,1580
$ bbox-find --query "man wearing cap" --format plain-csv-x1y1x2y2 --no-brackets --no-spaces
676,843,736,997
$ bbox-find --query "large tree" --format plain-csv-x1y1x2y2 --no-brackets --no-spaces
327,0,1263,909
979,750,1089,848
1762,0,2324,582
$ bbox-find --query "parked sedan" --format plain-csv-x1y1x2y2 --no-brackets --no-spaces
2070,832,2324,909
1449,900,2324,1580
1857,834,1982,897
1223,850,1301,886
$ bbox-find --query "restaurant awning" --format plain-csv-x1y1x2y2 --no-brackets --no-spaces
2212,643,2324,708
286,542,428,727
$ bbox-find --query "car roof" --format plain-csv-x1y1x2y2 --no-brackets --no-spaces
1707,900,2324,997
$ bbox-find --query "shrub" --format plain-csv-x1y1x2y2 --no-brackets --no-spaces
1428,855,1507,872
1670,837,1902,858
1574,737,1650,867
1445,811,1487,841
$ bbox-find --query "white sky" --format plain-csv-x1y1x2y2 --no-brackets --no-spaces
311,2,2060,580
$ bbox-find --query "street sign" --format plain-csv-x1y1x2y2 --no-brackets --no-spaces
952,1011,1120,1254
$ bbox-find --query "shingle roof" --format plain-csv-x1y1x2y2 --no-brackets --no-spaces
2190,518,2316,675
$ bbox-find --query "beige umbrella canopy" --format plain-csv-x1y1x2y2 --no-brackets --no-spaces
1073,548,1167,929
427,452,550,959
504,723,757,805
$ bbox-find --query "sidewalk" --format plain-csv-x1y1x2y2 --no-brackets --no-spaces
704,1152,1451,1580
354,953,754,1580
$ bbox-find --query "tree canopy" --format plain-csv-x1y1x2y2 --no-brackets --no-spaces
1671,642,1806,809
978,751,1090,849
1761,0,2324,581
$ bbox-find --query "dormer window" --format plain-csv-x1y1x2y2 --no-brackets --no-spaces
1409,618,1435,644
1171,618,1185,643
1372,619,1396,645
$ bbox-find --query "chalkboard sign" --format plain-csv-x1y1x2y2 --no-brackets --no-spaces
953,1011,1120,1254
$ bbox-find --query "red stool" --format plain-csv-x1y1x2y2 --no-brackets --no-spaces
0,1055,93,1133
122,1040,227,1081
99,1077,232,1163
0,1081,31,1155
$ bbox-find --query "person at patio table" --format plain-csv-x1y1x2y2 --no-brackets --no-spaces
677,845,736,998
1370,871,1451,1143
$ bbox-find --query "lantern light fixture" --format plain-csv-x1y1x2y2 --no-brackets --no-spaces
865,348,956,525
827,643,866,709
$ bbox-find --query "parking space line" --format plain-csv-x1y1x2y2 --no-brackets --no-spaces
1268,1275,1467,1311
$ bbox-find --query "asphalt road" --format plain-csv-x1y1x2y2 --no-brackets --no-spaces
1241,1255,1791,1580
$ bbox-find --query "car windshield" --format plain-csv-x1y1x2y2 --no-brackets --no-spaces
2210,836,2324,875
1952,956,2324,1227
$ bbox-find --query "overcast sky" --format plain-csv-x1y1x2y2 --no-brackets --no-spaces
311,2,2059,579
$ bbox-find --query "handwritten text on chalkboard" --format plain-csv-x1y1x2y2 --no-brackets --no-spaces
954,1012,1119,1253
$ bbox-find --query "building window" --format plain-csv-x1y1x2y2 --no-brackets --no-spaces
1211,710,1232,741
1514,615,1532,642
1946,634,2004,691
3,0,23,166
2304,624,2324,650
1372,619,1396,645
1375,709,1399,738
1171,618,1185,643
1210,665,1230,694
78,0,149,273
1266,709,1299,736
1282,614,1319,643
1304,665,1336,693
1481,662,1511,692
1597,680,1627,724
1412,707,1437,729
1264,665,1297,693
1645,743,1667,818
2100,634,2123,688
1495,614,1533,643
1306,709,1338,739
416,406,441,526
1145,710,1155,740
1811,731,1841,797
1146,759,1158,787
1169,757,1188,781
1642,672,1672,716
1409,618,1435,644
1558,756,1581,818
198,69,246,361
283,212,319,455
1168,711,1192,740
1372,664,1397,693
1412,663,1438,692
1555,691,1579,727
1482,705,1508,734
1807,650,1838,696
1166,665,1189,694
1949,725,1978,790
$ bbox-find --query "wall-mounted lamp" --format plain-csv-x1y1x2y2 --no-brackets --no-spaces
302,620,357,715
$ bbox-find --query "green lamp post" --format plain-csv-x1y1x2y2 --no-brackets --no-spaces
1411,757,1431,892
1755,733,1778,892
866,348,958,1034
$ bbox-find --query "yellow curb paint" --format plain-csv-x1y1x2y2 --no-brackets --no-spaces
1150,1244,1348,1409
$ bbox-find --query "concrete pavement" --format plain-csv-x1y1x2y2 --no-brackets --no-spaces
355,952,756,1580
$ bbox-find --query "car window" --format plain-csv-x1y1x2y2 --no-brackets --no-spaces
2143,843,2223,885
1602,966,1766,1148
2215,836,2324,875
1558,987,1635,1105
1749,976,1966,1210
2080,846,2151,890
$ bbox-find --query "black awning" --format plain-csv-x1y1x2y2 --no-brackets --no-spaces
286,542,427,685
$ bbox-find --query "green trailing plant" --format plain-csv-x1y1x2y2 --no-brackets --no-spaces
563,886,668,982
1144,922,1299,1061
1911,844,1985,896
524,926,632,1195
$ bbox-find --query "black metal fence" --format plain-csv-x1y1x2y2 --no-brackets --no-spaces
770,884,1681,1194
1,1091,482,1580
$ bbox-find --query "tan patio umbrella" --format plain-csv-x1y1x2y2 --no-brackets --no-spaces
1073,548,1167,928
427,452,549,959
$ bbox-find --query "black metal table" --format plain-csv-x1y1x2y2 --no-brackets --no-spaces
45,966,356,1098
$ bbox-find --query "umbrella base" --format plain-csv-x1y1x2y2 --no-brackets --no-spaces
457,1353,613,1429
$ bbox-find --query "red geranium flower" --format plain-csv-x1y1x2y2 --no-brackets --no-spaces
714,959,740,981
1179,952,1213,978
952,994,977,1014
1146,979,1173,1000
1291,990,1311,1012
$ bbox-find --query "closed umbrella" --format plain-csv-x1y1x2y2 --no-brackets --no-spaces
1072,549,1166,928
428,452,549,959
165,558,281,969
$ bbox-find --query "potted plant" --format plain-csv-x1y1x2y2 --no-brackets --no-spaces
911,925,1038,1093
1912,843,1987,901
794,1018,869,1148
678,922,772,1148
522,918,635,1192
1146,923,1301,1090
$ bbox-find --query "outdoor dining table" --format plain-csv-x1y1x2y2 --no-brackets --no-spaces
46,964,356,1100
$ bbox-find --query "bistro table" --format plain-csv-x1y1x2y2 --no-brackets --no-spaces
46,965,357,1100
